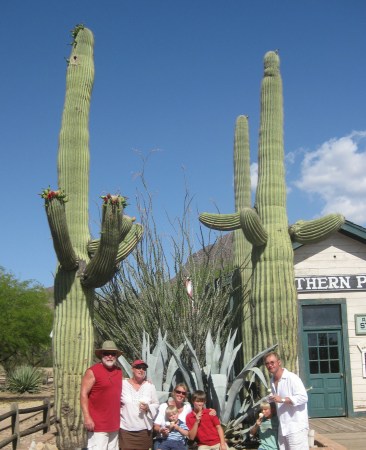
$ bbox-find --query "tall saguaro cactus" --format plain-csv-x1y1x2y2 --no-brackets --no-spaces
200,51,344,371
231,116,252,364
41,26,142,449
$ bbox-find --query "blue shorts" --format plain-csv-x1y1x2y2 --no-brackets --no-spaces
154,439,187,450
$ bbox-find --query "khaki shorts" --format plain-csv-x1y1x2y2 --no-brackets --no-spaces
198,444,221,450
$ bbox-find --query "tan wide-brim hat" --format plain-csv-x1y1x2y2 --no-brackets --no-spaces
95,340,122,359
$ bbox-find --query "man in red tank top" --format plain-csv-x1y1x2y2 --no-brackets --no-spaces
81,340,123,450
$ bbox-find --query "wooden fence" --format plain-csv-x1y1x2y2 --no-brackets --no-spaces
0,399,55,450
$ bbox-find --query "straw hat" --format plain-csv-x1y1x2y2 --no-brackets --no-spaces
95,340,122,358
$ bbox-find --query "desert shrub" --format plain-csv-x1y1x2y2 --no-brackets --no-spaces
7,365,43,393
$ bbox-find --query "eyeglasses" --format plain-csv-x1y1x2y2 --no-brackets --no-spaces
175,390,187,396
265,360,277,366
102,351,117,357
133,365,147,370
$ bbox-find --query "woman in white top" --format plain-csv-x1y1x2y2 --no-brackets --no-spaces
154,383,191,449
120,359,159,450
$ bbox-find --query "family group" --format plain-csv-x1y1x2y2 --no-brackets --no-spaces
80,341,309,450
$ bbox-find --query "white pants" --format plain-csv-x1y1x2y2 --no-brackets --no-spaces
278,428,309,450
87,431,119,450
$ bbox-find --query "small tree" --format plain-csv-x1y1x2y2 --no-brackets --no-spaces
95,168,243,364
0,267,53,371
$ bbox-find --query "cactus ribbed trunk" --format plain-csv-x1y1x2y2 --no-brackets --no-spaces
53,27,95,449
232,116,253,363
251,52,297,370
53,272,94,448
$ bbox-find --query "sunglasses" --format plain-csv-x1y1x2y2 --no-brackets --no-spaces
175,390,187,396
134,365,147,370
102,351,117,356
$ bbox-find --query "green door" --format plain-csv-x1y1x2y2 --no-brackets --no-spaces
301,305,346,417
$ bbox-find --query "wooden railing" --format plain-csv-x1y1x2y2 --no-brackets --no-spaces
0,399,55,450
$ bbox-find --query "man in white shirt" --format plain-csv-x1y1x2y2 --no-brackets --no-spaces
264,351,309,450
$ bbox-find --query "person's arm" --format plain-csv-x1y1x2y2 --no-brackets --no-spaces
154,404,169,437
216,424,228,450
271,374,308,406
249,416,262,437
145,385,160,418
187,411,202,441
80,368,96,431
172,422,189,437
287,374,308,406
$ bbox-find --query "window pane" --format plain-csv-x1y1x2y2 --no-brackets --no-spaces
310,361,319,374
318,333,328,346
303,305,341,326
309,347,318,360
328,333,338,345
330,360,340,373
329,347,339,359
320,361,329,373
319,347,329,360
308,334,317,346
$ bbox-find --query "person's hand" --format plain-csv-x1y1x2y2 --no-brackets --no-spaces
195,410,202,422
171,421,179,430
139,401,149,413
268,394,283,403
256,415,263,426
219,442,228,450
209,408,217,416
84,416,95,432
160,427,169,437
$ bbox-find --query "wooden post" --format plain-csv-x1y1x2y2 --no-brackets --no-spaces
43,398,51,433
10,403,19,450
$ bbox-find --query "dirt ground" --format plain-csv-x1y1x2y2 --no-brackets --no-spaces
0,389,57,450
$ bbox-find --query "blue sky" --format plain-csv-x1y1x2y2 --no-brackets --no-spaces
1,1,365,287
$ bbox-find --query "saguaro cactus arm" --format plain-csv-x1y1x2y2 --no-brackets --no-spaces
115,223,144,263
199,208,268,246
80,197,124,288
87,214,136,257
239,208,268,246
199,212,241,231
289,213,345,244
40,188,78,270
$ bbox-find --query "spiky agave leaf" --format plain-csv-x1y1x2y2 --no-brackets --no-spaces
221,343,277,424
183,333,204,390
163,343,184,392
166,341,197,394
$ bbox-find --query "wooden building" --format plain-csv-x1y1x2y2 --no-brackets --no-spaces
294,220,366,418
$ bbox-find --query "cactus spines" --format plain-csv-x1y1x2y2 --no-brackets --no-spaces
199,51,344,370
41,27,142,449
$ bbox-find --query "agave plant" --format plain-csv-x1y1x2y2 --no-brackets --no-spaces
119,329,276,446
167,330,275,416
7,365,44,394
118,330,185,401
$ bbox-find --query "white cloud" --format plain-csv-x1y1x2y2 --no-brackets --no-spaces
295,131,366,223
250,162,258,192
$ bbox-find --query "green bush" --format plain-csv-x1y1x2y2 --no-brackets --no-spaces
7,365,43,393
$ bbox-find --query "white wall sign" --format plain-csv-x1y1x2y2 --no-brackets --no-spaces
295,274,366,292
355,314,366,336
